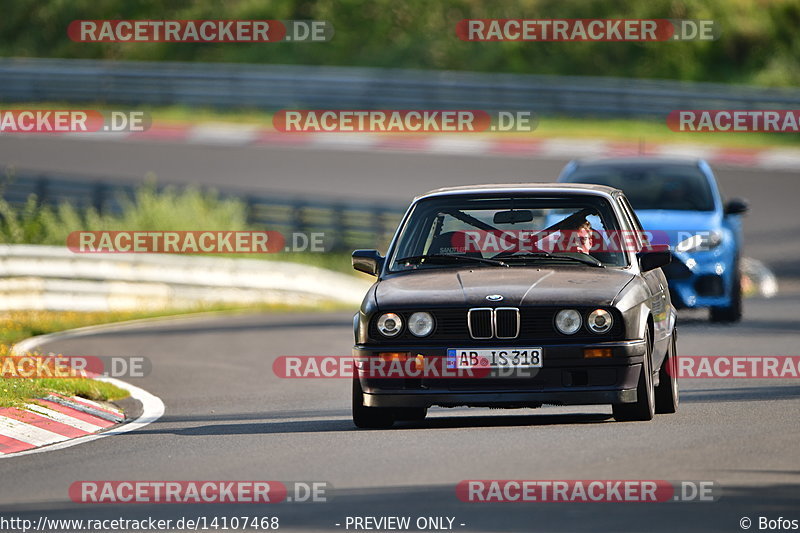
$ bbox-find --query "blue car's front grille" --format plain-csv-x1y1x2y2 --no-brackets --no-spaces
695,274,725,296
661,254,693,279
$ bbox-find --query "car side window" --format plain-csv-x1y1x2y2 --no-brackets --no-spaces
615,196,644,251
621,196,644,232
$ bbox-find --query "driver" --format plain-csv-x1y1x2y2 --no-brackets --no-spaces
541,217,594,254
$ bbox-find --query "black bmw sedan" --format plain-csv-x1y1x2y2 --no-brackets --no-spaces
351,183,679,428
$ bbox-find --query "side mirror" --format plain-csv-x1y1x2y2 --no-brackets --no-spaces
638,244,671,272
352,249,384,276
724,198,749,216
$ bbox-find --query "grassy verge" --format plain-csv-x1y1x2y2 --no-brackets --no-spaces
0,302,348,408
0,374,130,410
533,117,800,149
0,303,347,347
0,176,371,275
7,102,799,149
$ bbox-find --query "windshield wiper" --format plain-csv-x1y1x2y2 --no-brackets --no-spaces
397,254,508,267
500,252,604,268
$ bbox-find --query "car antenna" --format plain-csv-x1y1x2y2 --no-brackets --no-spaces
639,137,645,155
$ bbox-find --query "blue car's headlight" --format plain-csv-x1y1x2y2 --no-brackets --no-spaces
675,231,722,253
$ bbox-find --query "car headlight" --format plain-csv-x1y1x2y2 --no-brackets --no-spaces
377,313,403,337
408,312,434,337
675,231,722,253
555,309,582,335
587,309,613,333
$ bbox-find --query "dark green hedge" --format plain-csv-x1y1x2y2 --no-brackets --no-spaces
1,0,798,86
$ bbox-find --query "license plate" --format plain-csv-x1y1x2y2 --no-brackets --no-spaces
447,348,543,369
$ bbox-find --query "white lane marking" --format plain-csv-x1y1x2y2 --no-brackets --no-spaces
24,404,105,433
538,139,611,157
757,149,800,170
187,123,260,145
309,132,381,149
651,143,715,159
0,416,70,447
0,377,164,459
426,136,493,154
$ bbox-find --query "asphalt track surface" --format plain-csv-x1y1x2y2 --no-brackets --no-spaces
0,136,799,532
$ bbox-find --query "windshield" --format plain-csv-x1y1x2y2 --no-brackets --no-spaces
388,195,629,272
562,164,715,211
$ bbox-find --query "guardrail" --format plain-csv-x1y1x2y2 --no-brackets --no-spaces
1,171,405,251
2,58,800,117
0,245,371,311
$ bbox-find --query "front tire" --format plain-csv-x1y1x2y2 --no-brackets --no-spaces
655,331,679,414
352,375,394,429
613,330,655,422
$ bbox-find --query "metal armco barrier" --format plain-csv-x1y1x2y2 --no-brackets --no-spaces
0,171,405,251
0,245,372,311
2,58,800,117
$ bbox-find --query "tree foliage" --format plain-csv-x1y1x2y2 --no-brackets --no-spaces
1,0,798,86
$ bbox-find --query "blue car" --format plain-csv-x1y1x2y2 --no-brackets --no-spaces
558,157,748,322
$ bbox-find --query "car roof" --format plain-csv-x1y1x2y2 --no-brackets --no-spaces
569,156,703,167
415,182,621,201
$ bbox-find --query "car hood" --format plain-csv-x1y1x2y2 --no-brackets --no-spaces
375,266,635,308
636,210,721,245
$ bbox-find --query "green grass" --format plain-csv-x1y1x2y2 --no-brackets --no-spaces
0,377,130,409
0,175,370,275
532,117,800,149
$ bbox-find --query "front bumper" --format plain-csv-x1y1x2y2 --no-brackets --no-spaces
664,250,736,309
354,340,645,408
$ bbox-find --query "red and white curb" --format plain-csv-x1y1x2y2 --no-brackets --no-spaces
110,122,800,171
0,381,163,459
0,394,123,454
1,330,165,458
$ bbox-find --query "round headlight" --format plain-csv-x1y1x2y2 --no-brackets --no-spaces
555,309,582,335
587,309,613,333
408,312,434,337
377,313,403,337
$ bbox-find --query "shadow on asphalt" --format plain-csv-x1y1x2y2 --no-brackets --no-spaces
127,412,613,437
681,386,800,403
136,386,799,438
152,409,352,424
